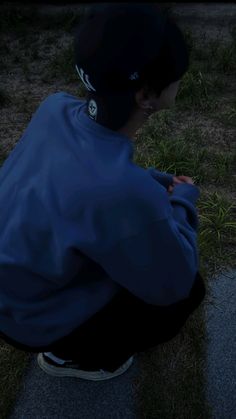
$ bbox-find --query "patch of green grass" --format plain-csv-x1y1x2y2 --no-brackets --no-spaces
176,66,221,112
1,32,41,79
209,152,236,184
41,39,88,97
42,42,78,84
135,111,236,185
0,342,31,419
140,136,208,183
181,27,235,117
135,117,209,183
200,40,236,73
135,114,236,278
198,191,236,275
182,27,196,56
181,28,236,125
0,4,85,35
136,109,175,144
216,99,236,127
230,25,236,47
183,27,236,74
179,125,206,147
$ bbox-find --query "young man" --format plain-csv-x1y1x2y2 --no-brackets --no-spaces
0,4,205,381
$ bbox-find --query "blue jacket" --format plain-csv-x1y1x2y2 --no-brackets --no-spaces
0,92,200,347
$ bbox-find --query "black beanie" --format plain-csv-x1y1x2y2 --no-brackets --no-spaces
73,3,189,131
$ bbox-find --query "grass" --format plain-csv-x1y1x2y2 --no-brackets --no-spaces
135,124,208,182
176,68,221,111
0,3,85,35
177,26,236,113
41,42,79,84
183,26,236,73
200,195,235,275
0,346,31,419
0,3,236,419
216,99,236,127
135,112,235,186
134,111,236,283
194,37,236,73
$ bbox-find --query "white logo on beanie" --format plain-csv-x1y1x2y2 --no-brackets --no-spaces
88,99,97,120
75,65,96,92
129,72,139,80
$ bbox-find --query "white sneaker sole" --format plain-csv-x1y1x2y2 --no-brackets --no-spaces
37,353,134,381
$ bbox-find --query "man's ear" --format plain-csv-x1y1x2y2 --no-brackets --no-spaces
135,85,154,110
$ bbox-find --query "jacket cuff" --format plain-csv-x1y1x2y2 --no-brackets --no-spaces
147,167,175,189
170,183,200,206
169,184,201,230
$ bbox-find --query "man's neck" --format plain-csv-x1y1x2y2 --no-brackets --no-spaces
117,109,147,140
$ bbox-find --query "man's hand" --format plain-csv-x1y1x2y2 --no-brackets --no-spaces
168,175,195,194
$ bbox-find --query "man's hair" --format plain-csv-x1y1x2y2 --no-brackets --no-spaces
75,4,189,130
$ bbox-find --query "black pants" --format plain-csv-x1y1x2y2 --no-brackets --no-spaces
0,271,206,373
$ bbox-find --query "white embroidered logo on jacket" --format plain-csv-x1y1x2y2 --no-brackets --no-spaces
88,99,97,120
75,65,96,92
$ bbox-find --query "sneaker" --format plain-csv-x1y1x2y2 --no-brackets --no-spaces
37,352,135,381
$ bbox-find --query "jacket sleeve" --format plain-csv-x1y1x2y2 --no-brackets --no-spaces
96,183,201,306
146,166,175,189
